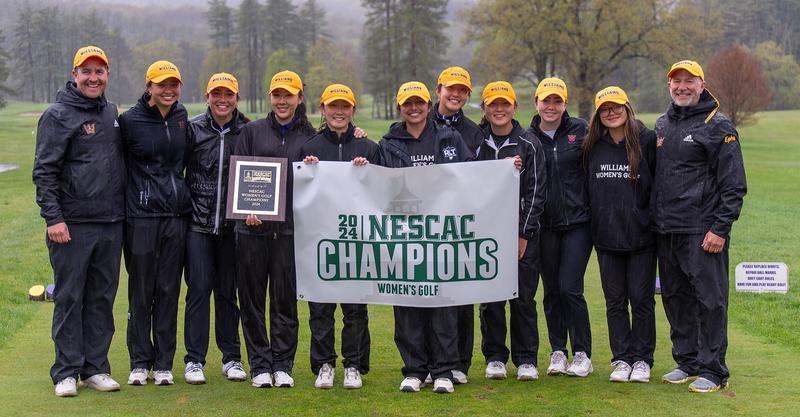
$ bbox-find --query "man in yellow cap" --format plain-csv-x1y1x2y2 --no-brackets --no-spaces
431,66,482,154
182,72,250,385
377,81,474,394
33,45,125,397
654,60,747,393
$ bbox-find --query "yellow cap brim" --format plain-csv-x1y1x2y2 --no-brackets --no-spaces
150,74,182,84
207,83,238,95
75,54,109,68
667,66,703,80
595,97,628,111
537,92,567,103
322,97,356,107
270,84,301,95
398,94,429,105
483,95,516,105
441,80,472,91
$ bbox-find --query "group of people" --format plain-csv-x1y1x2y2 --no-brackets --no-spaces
33,45,746,398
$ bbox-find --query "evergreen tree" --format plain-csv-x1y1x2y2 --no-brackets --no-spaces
0,30,14,108
207,0,234,49
238,0,266,113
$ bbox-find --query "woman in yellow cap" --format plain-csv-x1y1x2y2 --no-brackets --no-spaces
119,60,191,386
299,84,379,390
232,70,316,388
182,73,251,385
476,81,547,382
378,81,473,394
527,77,594,378
582,86,657,383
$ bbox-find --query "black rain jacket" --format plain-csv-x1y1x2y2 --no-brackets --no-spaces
233,112,315,237
528,112,590,230
378,120,474,168
186,108,250,235
300,124,380,163
119,93,191,218
430,103,484,154
653,90,747,236
476,119,547,240
585,121,656,252
33,81,125,226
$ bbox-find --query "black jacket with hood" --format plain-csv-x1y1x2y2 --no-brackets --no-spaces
585,121,656,252
300,124,380,163
119,93,192,218
430,103,484,154
378,120,474,168
233,112,315,237
528,112,590,230
476,119,547,240
652,89,747,236
33,81,125,226
186,108,250,235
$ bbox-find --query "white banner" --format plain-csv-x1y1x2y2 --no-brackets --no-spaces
293,160,520,307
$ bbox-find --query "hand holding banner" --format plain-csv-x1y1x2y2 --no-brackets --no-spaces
293,160,519,307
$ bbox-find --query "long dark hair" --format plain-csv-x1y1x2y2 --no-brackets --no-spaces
582,103,641,183
295,92,316,135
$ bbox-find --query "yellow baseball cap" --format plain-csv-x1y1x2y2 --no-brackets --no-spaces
535,77,568,102
269,70,303,95
667,60,704,80
437,66,472,90
73,45,108,68
146,60,182,84
594,86,629,110
481,81,517,105
396,81,431,105
320,84,356,106
206,72,239,94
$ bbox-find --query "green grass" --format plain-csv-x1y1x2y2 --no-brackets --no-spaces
0,101,798,416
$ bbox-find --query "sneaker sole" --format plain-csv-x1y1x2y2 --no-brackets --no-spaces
55,391,77,397
186,379,206,385
252,382,272,388
400,386,419,392
85,382,121,392
547,369,566,376
567,367,593,377
629,377,650,383
226,376,247,382
432,387,453,393
276,383,294,388
343,384,362,389
127,379,146,386
314,384,333,389
485,374,507,380
155,380,174,386
661,377,689,384
517,375,539,381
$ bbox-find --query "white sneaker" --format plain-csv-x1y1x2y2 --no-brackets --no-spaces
424,373,433,385
343,367,362,389
314,363,335,389
81,374,120,391
629,361,651,383
547,351,568,375
184,362,206,385
451,369,468,384
609,361,631,382
566,352,593,377
273,371,294,388
153,370,174,385
55,377,77,397
251,372,273,388
517,363,539,381
485,361,507,379
399,377,422,392
222,361,247,381
127,368,148,386
432,378,454,393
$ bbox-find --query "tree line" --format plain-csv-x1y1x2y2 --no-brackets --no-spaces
0,0,799,122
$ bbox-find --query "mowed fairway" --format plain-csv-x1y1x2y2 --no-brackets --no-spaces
0,101,798,416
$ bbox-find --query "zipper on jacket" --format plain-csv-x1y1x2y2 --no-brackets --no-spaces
552,141,570,227
165,121,180,215
338,143,342,161
213,130,226,234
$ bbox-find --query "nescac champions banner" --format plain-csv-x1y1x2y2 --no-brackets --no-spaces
293,160,519,307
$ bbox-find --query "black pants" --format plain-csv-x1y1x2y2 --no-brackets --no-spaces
480,236,540,366
454,304,474,373
540,224,593,357
597,247,656,367
236,233,298,376
394,306,458,381
48,222,122,384
124,216,187,371
308,302,370,374
657,233,730,385
184,230,241,366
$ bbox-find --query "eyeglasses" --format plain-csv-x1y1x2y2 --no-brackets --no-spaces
598,104,625,117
